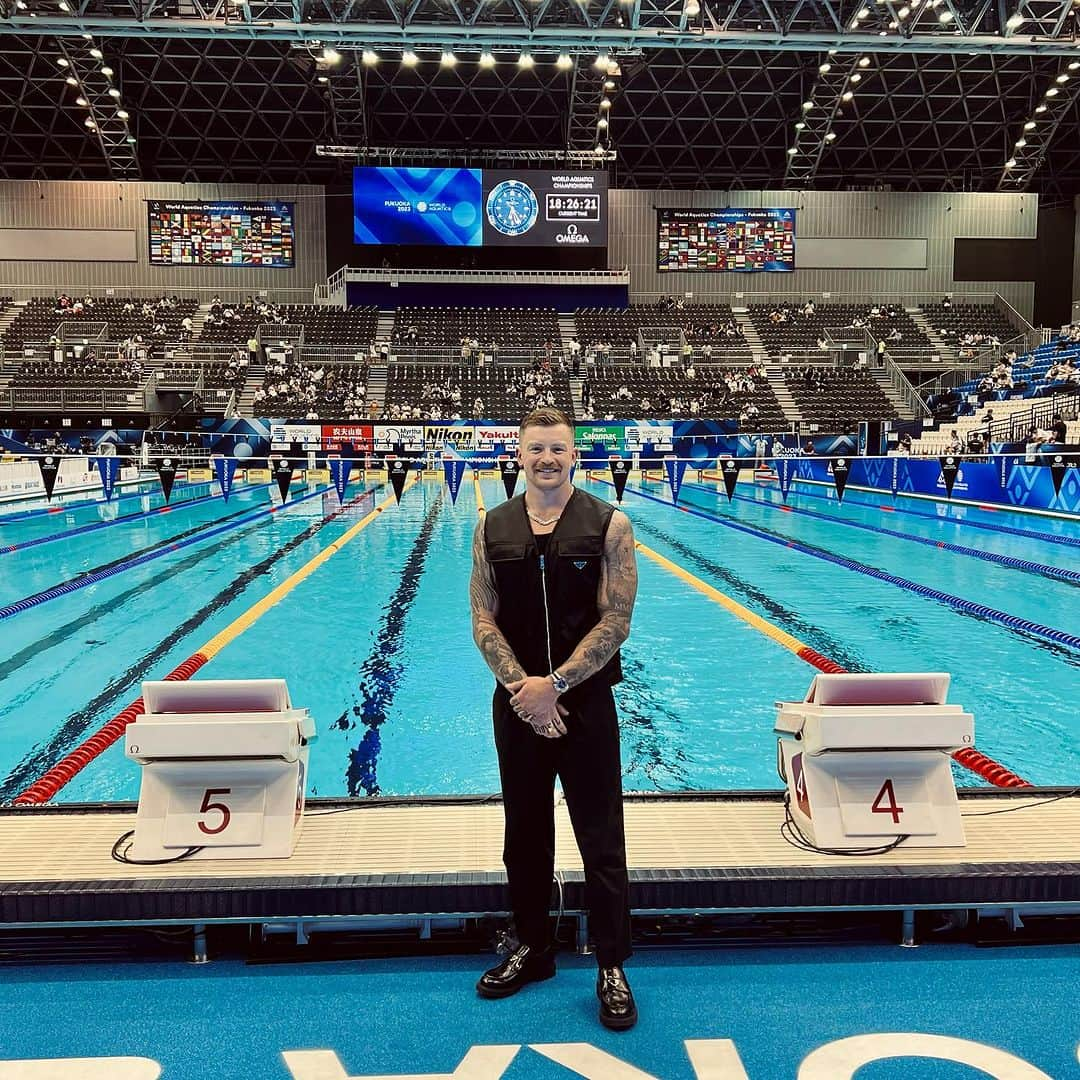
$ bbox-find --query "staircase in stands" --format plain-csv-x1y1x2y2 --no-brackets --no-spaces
908,307,958,363
869,369,919,421
234,361,265,417
366,365,387,413
568,375,584,418
763,366,802,426
557,313,578,357
375,310,396,348
732,309,767,363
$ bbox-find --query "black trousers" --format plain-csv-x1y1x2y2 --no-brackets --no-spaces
493,682,632,967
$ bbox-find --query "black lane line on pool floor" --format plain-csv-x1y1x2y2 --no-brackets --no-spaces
614,653,692,790
631,516,869,675
0,487,379,801
337,490,445,798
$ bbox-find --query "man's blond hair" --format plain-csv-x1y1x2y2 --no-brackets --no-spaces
519,407,574,436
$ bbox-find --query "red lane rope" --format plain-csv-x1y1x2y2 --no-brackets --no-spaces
13,652,210,806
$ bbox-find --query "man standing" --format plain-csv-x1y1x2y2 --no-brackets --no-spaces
469,406,638,1030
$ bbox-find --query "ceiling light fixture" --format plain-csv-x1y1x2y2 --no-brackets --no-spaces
401,49,419,66
478,50,495,68
556,53,572,70
440,50,457,67
517,52,534,68
361,50,379,66
858,56,871,67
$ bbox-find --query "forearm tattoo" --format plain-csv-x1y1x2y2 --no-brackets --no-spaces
557,511,637,689
470,519,527,687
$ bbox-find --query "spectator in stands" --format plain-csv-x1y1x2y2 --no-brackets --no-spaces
816,336,829,352
473,396,484,419
803,439,815,455
946,430,964,454
1050,415,1067,444
802,300,815,317
685,363,696,381
898,434,912,455
942,296,952,309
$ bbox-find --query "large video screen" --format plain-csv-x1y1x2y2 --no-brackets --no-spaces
657,208,795,273
353,167,607,248
147,200,295,268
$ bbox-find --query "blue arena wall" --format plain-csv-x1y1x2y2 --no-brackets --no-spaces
344,281,629,308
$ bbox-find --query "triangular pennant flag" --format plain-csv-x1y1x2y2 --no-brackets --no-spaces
938,455,960,500
999,453,1011,490
569,463,577,486
778,457,793,502
608,456,629,502
442,454,465,504
1049,453,1070,496
95,455,120,501
719,457,739,502
329,457,353,503
890,456,899,499
498,456,520,500
664,456,687,504
274,457,294,503
830,457,849,503
213,456,239,503
156,456,177,503
386,455,407,503
36,454,60,501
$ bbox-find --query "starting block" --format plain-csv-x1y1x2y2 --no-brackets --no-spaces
125,679,315,860
776,672,974,849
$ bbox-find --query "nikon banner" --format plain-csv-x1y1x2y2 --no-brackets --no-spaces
608,456,629,502
329,457,353,502
719,457,740,502
664,456,687,505
938,456,960,500
273,457,295,503
36,455,60,501
156,457,177,503
777,457,793,502
442,454,465,504
830,457,850,503
386,455,408,503
498,456,520,500
212,456,238,503
94,455,120,501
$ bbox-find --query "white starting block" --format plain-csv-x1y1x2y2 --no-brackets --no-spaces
125,679,315,860
775,673,974,850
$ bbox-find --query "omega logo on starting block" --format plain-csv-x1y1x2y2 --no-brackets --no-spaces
776,673,974,849
125,679,315,860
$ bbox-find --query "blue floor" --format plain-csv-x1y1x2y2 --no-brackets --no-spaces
1,944,1076,1078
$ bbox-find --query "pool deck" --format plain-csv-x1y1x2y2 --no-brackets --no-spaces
1,791,1077,941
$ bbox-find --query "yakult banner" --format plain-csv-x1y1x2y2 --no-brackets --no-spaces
475,426,519,451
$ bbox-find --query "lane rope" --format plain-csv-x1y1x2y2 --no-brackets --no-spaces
13,478,411,806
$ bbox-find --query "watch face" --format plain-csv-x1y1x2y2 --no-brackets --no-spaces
486,180,539,237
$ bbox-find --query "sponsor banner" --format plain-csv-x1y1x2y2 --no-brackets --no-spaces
95,455,121,501
608,456,630,502
938,455,961,500
270,423,321,451
386,455,408,502
306,468,330,483
322,424,373,453
329,457,353,502
777,457,793,502
623,423,675,449
574,425,622,451
212,456,239,502
156,457,177,503
830,456,850,502
187,467,213,482
273,456,295,502
373,424,425,452
719,457,740,502
425,425,475,451
475,426,519,451
442,454,466,504
664,455,688,504
246,468,272,483
36,455,60,501
498,457,521,500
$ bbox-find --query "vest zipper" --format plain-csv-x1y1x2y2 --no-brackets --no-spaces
538,553,554,673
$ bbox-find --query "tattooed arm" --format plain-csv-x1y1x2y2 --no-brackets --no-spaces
470,518,527,688
555,510,637,689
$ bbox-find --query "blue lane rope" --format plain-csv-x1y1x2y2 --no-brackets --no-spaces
608,479,1080,654
0,486,331,622
0,479,211,523
0,488,228,555
768,478,1080,549
684,481,1080,587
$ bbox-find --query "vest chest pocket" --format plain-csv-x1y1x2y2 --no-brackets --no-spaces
485,541,529,563
555,535,604,573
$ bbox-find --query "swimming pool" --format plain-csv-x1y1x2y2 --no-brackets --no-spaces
1,468,1077,804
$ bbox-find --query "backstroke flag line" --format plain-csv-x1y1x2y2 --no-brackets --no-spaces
387,456,408,503
608,456,629,502
273,457,294,503
664,456,687,504
156,457,177,504
212,456,238,503
95,456,120,502
443,454,465,504
36,455,59,501
499,457,520,500
830,457,849,503
330,457,353,503
719,457,739,502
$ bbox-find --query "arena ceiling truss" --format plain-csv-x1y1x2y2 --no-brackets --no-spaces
2,0,1080,195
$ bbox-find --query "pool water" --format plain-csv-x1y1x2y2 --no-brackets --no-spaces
1,470,1077,803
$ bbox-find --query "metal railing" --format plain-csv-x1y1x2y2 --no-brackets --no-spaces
992,392,1080,444
0,387,147,411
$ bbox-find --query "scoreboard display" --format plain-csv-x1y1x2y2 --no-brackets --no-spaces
148,200,295,268
657,207,795,273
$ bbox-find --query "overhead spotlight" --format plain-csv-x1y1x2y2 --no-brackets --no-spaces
1024,119,1037,129
64,75,77,85
828,48,838,55
1056,73,1070,82
594,144,605,154
787,147,798,155
849,17,861,28
685,0,700,14
604,78,615,89
1069,60,1080,69
107,87,120,97
1015,137,1027,146
440,50,457,67
607,60,621,75
857,6,870,16
594,53,609,69
57,0,70,9
57,57,70,67
126,135,136,144
84,118,95,128
888,19,898,27
361,49,379,65
75,95,88,106
81,32,92,39
597,117,609,128
851,73,863,82
15,1,27,8
478,50,495,68
1046,86,1059,96
1005,157,1017,167
794,120,806,129
841,90,854,100
89,47,103,58
599,96,611,109
116,109,129,119
819,63,832,73
321,47,341,64
556,53,573,69
802,100,814,110
100,65,113,77
898,5,910,15
938,10,953,21
316,75,329,83
1035,103,1047,112
401,49,419,66
1005,12,1024,29
824,131,837,140
858,56,871,66
517,52,534,68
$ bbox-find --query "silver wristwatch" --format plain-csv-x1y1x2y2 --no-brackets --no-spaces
550,671,570,695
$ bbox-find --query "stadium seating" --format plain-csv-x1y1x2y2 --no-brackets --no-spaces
390,307,562,361
12,355,144,387
919,303,1020,355
786,367,900,427
573,304,751,363
200,304,378,346
253,362,369,418
747,303,932,358
157,359,246,390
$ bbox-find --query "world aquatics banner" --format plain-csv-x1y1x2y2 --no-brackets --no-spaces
657,207,795,273
148,200,295,267
353,167,607,248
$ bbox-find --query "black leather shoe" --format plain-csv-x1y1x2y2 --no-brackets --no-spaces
597,966,637,1030
476,945,556,999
